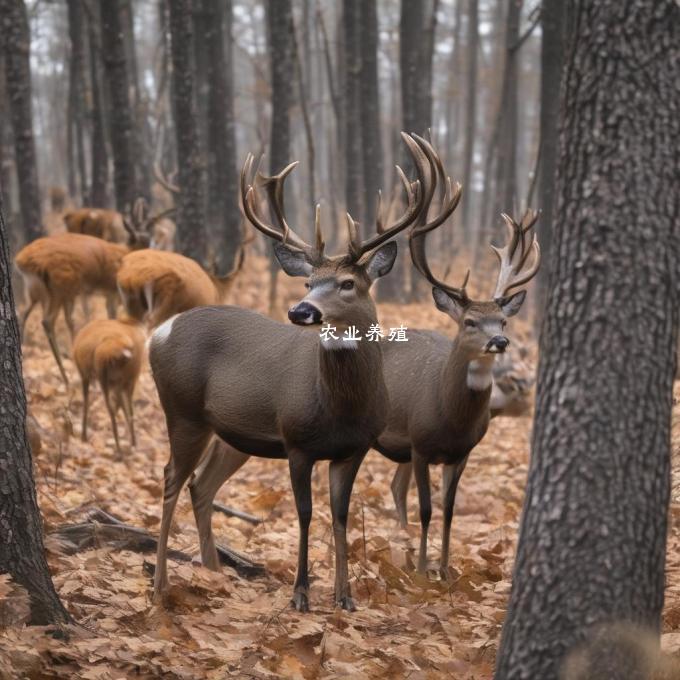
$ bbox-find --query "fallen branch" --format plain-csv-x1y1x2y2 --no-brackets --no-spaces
212,501,262,525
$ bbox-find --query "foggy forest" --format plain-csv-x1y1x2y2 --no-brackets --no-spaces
0,1,678,678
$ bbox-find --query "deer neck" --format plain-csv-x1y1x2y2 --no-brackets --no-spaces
441,336,493,425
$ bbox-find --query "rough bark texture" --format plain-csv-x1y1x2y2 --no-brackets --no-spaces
461,0,478,234
535,0,568,325
359,0,382,231
100,0,136,211
495,3,680,679
67,0,88,202
0,195,71,626
168,0,208,264
0,0,42,242
203,0,240,274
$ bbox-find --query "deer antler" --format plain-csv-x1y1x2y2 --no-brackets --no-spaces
406,134,467,303
153,161,180,195
240,154,325,264
491,210,541,298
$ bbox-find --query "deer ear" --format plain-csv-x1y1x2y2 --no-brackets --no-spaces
365,241,397,281
432,287,465,321
273,243,314,277
496,290,526,317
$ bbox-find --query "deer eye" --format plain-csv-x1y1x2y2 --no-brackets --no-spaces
464,319,476,328
304,282,310,289
501,319,507,329
340,280,355,291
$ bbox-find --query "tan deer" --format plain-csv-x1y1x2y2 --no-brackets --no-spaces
148,134,452,610
376,137,540,576
73,316,146,457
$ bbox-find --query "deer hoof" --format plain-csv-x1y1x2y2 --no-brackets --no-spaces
336,595,356,612
290,591,309,612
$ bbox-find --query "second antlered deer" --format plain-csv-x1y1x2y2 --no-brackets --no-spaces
148,134,453,610
376,137,541,576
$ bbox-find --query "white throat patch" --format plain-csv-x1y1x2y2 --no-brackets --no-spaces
467,359,493,391
321,337,359,351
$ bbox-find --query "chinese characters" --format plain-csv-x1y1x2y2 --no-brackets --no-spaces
319,323,408,343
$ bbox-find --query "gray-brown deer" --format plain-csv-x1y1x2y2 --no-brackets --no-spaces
375,136,541,577
148,134,452,610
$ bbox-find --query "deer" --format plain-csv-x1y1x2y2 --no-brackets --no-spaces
374,136,541,578
116,239,247,329
64,208,128,243
72,316,145,458
148,134,453,610
15,218,152,384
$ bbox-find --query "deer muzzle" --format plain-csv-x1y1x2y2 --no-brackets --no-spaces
486,335,510,354
288,301,322,326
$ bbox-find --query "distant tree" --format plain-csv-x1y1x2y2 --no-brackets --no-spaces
461,0,478,234
0,0,42,242
0,53,14,225
495,2,680,678
100,0,137,211
0,195,70,626
167,0,208,264
67,0,88,202
203,0,241,273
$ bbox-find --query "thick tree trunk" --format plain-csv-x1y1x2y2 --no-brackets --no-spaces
0,54,14,228
495,3,680,678
0,0,42,242
359,0,383,232
203,0,240,274
460,0,478,236
87,0,109,208
167,0,208,264
100,0,137,211
0,196,71,626
534,0,568,326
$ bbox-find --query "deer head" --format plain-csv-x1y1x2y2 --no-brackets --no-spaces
408,135,541,361
240,133,443,337
122,197,176,250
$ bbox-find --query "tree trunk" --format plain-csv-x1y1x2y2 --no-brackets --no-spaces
0,53,14,230
167,0,208,264
0,195,71,626
495,3,680,678
266,0,294,314
534,0,568,326
203,0,240,274
100,0,137,211
461,0,478,235
0,0,42,242
86,0,109,208
359,0,383,233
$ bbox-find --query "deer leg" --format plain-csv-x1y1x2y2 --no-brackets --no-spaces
329,452,365,611
121,389,136,448
105,292,117,319
440,456,469,579
189,440,250,571
81,377,90,442
154,420,212,601
63,299,76,343
80,293,91,321
412,452,432,574
288,452,314,612
42,301,68,385
391,462,412,529
19,299,37,341
102,385,122,459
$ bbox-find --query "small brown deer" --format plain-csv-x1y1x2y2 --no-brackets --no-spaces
73,317,145,457
148,135,449,610
375,136,541,577
64,208,128,243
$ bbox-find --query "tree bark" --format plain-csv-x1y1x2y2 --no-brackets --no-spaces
0,194,71,626
0,0,42,242
534,0,568,326
495,2,680,678
461,0,478,235
203,0,241,274
167,0,208,264
100,0,137,211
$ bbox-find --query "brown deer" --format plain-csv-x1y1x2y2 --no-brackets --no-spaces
148,135,452,610
72,316,146,457
376,138,540,577
15,218,151,384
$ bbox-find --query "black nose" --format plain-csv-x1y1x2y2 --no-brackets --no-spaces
488,335,510,353
288,302,322,325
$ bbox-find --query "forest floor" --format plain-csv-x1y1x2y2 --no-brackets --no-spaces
2,255,680,679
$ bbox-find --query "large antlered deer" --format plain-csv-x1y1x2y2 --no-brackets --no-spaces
148,134,454,610
375,137,541,576
15,216,153,384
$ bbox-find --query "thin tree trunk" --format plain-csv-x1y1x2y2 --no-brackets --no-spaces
167,0,208,264
203,0,241,274
461,0,478,236
495,2,680,677
100,0,136,211
0,195,71,626
0,0,42,242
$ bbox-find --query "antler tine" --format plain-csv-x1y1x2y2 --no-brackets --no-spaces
492,211,542,298
314,203,325,258
153,160,180,195
347,132,428,262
